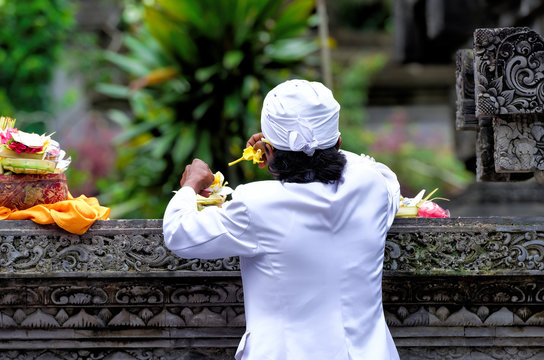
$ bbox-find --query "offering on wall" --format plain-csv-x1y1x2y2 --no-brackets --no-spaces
0,116,71,209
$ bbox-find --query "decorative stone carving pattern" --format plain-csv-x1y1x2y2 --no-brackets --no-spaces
0,348,237,360
3,218,544,275
493,115,544,172
455,49,478,130
383,275,544,327
463,27,544,182
474,27,544,117
0,220,239,273
0,219,544,358
2,347,543,360
0,278,245,330
2,276,544,331
385,218,544,273
398,347,544,360
476,118,510,181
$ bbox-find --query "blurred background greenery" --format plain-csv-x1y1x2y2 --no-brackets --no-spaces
0,0,74,132
0,0,474,219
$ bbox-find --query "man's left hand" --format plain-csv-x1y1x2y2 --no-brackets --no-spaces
180,159,215,197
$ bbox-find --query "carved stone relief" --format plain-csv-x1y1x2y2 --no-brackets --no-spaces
0,348,238,360
0,232,239,274
1,219,544,358
455,49,478,130
3,219,544,275
398,347,544,360
474,27,544,117
383,276,544,327
456,27,544,182
476,118,510,181
2,347,543,360
493,115,544,172
384,227,544,273
0,278,245,330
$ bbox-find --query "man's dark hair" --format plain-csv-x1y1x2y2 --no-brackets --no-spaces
268,147,346,183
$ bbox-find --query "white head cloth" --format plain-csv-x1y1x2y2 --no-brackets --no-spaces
261,79,341,156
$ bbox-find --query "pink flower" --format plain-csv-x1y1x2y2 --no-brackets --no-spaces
7,142,42,153
0,127,16,145
417,201,450,218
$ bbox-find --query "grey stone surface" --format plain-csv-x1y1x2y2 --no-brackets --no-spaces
457,27,544,181
0,218,543,358
456,49,478,131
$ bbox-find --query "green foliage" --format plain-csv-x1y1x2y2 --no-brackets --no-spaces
369,113,474,196
99,0,317,218
336,55,473,197
335,54,387,155
373,143,474,196
0,0,75,117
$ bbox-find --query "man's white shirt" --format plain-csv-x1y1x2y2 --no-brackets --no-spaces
163,151,400,360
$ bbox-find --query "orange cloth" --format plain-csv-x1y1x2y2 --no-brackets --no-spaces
0,195,110,235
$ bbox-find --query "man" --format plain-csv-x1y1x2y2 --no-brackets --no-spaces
163,79,400,359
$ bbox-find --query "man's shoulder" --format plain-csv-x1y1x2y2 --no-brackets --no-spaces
340,150,399,187
341,150,378,172
341,150,374,164
234,180,283,198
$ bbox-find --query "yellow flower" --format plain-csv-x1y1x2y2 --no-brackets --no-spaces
228,138,273,166
228,146,263,166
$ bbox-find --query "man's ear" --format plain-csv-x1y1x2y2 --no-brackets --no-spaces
336,136,342,150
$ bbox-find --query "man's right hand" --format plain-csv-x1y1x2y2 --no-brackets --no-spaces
246,132,265,148
246,133,273,169
180,159,215,197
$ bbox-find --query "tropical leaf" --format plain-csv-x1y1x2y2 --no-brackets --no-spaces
192,99,213,121
130,66,179,90
271,0,314,40
114,121,156,144
124,34,166,68
107,109,131,127
195,65,219,83
154,0,203,26
195,131,212,165
144,7,197,65
100,0,315,218
265,38,318,62
172,125,197,165
96,83,131,99
151,128,178,158
223,50,244,70
103,51,150,77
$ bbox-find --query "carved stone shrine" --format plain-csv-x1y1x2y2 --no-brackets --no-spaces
0,218,543,359
456,27,544,183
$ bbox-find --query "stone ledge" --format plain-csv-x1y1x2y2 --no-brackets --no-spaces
1,217,543,275
0,217,542,359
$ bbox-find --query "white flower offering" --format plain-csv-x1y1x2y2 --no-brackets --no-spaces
0,116,71,175
196,171,233,210
396,188,450,218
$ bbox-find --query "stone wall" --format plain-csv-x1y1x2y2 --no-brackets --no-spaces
0,218,543,359
385,217,544,360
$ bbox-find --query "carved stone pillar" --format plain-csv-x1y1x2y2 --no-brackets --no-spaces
455,49,477,131
455,49,509,181
477,117,510,181
456,27,544,183
475,27,544,181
